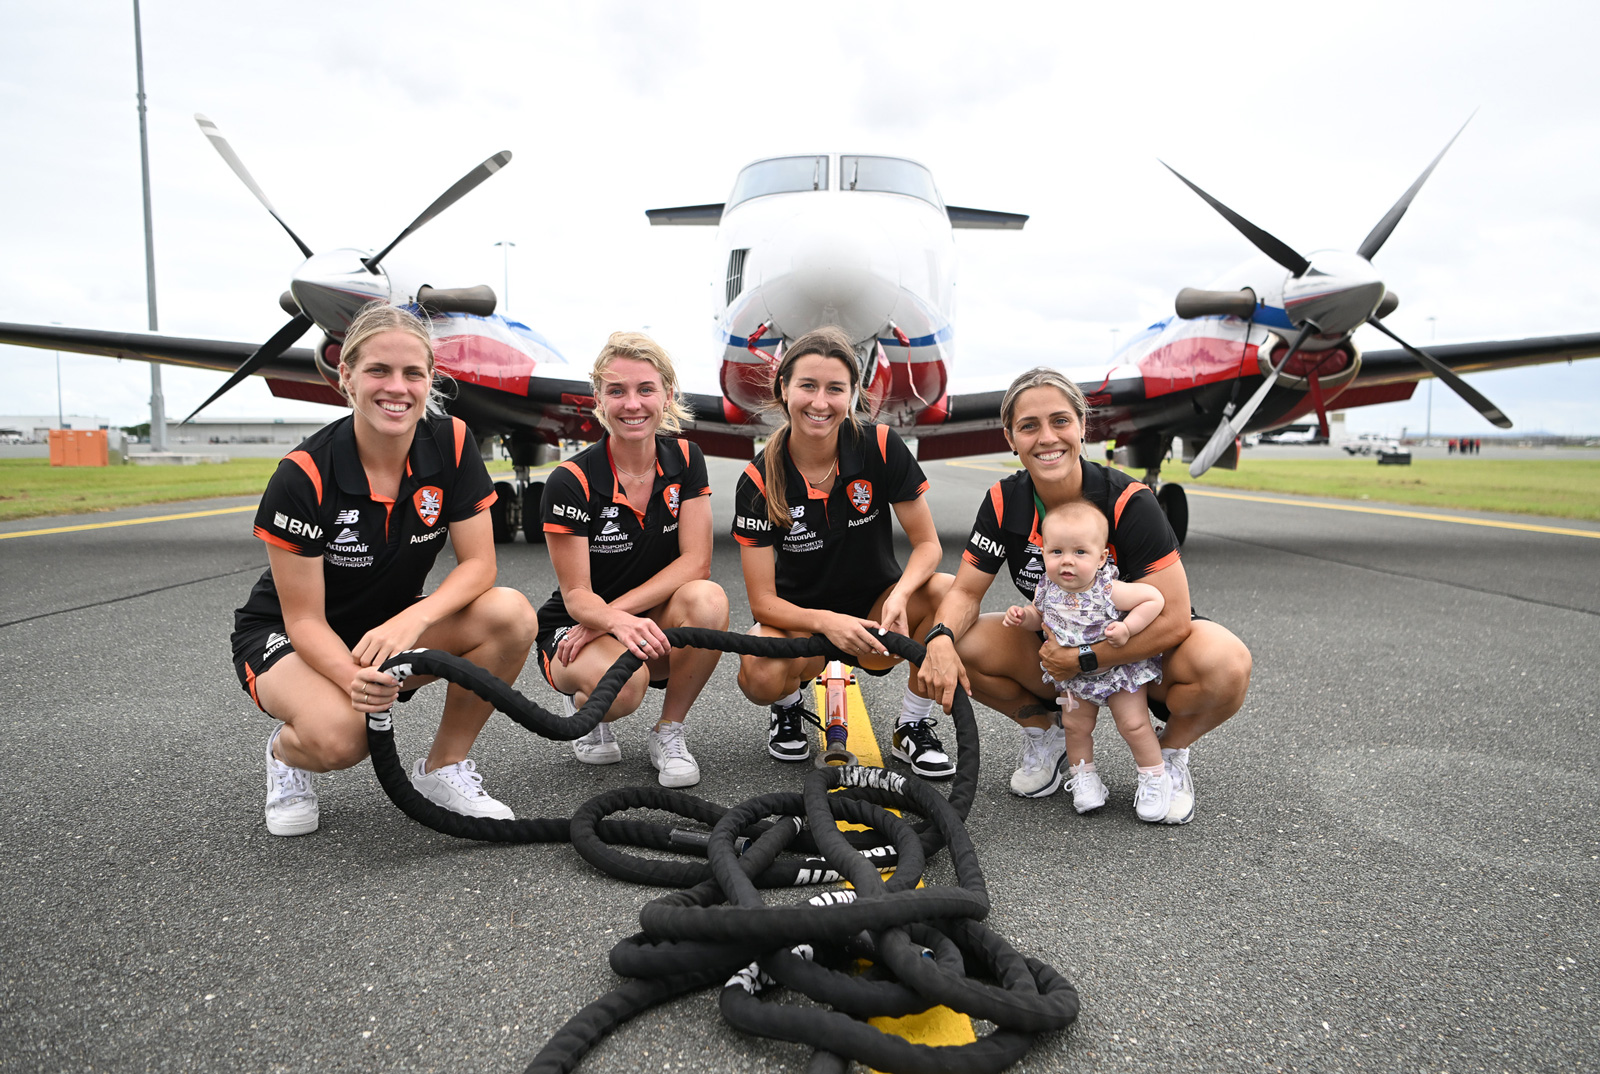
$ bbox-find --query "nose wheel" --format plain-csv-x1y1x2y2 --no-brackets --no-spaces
489,434,557,543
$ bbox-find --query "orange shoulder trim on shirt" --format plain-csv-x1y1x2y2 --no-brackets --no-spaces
253,525,301,554
284,450,322,505
1144,549,1181,575
876,423,890,459
742,461,766,495
987,481,1004,523
451,417,468,465
1113,481,1150,529
677,438,691,465
558,459,589,500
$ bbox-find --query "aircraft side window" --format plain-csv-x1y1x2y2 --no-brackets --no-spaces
727,155,829,208
840,156,942,209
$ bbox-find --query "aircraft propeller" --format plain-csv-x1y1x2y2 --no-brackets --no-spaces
1170,117,1509,479
180,114,511,424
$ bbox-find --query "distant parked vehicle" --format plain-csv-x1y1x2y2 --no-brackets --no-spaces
1341,433,1386,456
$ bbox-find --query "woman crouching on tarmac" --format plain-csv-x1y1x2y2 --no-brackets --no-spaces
232,302,538,836
918,368,1253,823
535,332,729,788
732,326,956,777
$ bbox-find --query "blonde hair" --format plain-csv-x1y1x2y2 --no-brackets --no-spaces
338,302,447,415
761,325,866,528
999,367,1087,431
590,331,693,435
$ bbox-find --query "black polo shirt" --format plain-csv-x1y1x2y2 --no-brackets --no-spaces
236,415,496,645
537,434,711,632
732,422,929,618
962,459,1179,599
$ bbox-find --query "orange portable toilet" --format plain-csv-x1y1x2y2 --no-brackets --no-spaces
49,429,109,467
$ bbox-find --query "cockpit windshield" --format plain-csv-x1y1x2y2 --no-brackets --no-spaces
728,155,828,207
840,156,942,208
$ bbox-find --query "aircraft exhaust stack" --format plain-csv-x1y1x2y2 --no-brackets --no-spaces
417,285,497,317
1175,287,1257,320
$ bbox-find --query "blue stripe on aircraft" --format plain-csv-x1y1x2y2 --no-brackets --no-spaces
720,323,954,348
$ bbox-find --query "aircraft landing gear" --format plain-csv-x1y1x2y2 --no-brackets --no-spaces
487,434,559,544
1139,458,1188,547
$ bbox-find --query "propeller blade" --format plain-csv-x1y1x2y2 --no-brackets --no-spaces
179,312,314,424
1189,324,1316,477
362,151,513,272
1368,318,1512,428
1161,162,1311,277
194,114,314,260
1356,113,1474,262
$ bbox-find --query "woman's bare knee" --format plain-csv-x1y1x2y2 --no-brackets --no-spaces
673,580,729,629
292,720,368,771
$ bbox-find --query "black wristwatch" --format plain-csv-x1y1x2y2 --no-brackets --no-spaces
1076,644,1098,673
924,623,955,647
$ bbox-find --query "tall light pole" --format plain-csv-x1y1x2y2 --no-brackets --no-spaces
1425,316,1436,445
493,240,516,317
53,322,64,429
133,0,167,451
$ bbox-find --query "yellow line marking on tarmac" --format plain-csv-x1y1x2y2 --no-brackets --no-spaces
0,504,256,540
1184,487,1600,538
939,459,1598,538
812,676,976,1059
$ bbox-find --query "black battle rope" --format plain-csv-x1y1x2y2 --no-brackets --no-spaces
366,630,1077,1073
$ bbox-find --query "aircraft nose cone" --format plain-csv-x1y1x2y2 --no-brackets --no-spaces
761,204,901,342
1283,250,1385,336
290,249,393,337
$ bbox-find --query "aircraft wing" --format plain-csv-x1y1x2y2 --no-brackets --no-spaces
1352,331,1600,386
0,321,323,384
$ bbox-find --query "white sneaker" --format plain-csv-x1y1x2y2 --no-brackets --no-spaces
409,758,515,820
264,726,318,837
648,721,701,788
1063,759,1108,814
1134,767,1173,823
1009,724,1067,798
1161,747,1195,825
573,720,622,765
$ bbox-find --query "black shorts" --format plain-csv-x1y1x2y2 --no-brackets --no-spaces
231,617,419,716
535,624,668,694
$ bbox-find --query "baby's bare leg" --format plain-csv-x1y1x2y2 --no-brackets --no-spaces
1060,694,1097,766
1107,687,1162,768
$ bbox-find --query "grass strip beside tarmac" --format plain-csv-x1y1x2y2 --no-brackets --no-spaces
0,458,279,522
4,455,1597,524
1188,457,1600,521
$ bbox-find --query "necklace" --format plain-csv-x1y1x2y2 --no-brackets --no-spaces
613,459,655,483
799,456,838,488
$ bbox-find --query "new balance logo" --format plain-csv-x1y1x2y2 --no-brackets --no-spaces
335,509,361,525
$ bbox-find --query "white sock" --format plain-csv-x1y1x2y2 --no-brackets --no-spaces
898,688,934,725
775,687,804,708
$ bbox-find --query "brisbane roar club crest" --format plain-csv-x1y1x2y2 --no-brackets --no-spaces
663,483,682,518
848,479,873,514
413,486,443,526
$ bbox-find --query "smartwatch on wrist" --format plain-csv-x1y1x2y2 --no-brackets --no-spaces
924,623,955,647
1076,644,1098,673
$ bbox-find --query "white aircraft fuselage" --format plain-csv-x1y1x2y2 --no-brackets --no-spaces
704,154,959,431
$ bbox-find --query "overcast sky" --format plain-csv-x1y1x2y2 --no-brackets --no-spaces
2,0,1597,436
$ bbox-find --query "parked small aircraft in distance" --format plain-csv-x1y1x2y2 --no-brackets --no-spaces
3,118,1598,545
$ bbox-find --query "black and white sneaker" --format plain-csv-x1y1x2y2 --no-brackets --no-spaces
768,699,817,762
891,718,956,779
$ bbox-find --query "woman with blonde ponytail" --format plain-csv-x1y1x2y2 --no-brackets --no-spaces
731,327,955,776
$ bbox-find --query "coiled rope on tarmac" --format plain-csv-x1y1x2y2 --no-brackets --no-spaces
371,629,1078,1073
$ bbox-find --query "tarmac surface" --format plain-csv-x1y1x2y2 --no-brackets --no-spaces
2,453,1597,1073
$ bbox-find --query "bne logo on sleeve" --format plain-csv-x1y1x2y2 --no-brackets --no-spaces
413,486,443,526
969,532,1004,557
273,512,321,540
